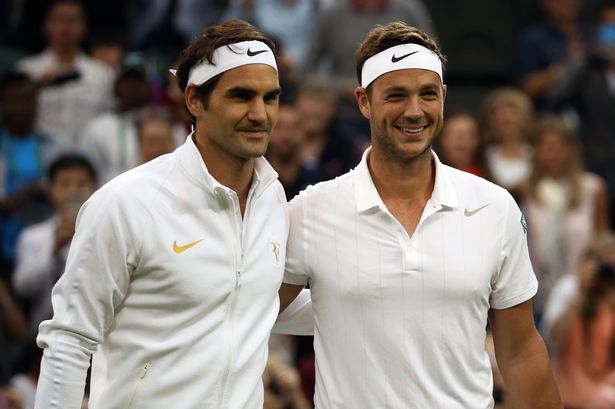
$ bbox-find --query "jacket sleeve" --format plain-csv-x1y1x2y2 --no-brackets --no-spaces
34,189,142,409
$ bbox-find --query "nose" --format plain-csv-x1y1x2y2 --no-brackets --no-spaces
403,95,423,120
247,98,268,124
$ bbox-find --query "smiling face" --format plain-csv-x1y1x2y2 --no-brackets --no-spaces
355,68,446,164
187,63,280,166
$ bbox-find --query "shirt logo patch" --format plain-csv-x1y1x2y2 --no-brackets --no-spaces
520,213,528,234
173,239,204,254
271,241,281,263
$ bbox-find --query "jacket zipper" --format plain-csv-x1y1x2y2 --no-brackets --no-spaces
126,362,151,409
216,191,246,408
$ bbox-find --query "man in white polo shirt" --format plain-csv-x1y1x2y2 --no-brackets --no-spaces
278,22,563,408
34,20,289,409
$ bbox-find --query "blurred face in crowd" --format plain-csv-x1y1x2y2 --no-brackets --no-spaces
541,0,582,24
0,80,37,135
356,68,446,163
488,101,527,144
534,130,571,178
138,119,176,163
438,114,481,170
91,44,125,69
50,167,96,215
115,72,151,112
268,105,305,161
187,64,280,163
296,91,335,136
44,2,86,49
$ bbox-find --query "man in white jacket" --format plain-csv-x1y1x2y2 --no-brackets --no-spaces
34,20,289,409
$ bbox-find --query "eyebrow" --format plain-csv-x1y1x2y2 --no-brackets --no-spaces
226,86,282,98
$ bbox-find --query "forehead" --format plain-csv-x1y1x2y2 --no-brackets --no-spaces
53,166,93,182
215,64,279,91
372,68,442,92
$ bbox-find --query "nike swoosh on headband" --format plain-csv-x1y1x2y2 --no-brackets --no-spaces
247,48,268,57
391,50,419,63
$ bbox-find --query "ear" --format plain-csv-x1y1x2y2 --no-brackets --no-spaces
442,84,448,102
354,86,371,120
184,85,202,117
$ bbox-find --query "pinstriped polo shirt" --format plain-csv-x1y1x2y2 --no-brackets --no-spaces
284,148,538,409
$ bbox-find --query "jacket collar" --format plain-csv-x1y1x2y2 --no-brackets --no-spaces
174,132,279,198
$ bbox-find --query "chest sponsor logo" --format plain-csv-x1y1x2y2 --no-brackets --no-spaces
520,212,528,234
173,239,204,254
464,203,491,217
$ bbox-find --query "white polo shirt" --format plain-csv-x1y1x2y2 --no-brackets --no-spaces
284,148,537,409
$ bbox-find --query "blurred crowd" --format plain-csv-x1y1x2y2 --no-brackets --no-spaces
1,0,615,408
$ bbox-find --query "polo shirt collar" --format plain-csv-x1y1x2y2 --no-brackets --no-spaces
354,147,458,213
175,132,279,197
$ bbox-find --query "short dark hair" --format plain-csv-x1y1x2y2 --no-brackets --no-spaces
134,107,174,138
355,21,446,87
44,0,85,18
174,19,277,122
48,153,97,184
0,71,34,99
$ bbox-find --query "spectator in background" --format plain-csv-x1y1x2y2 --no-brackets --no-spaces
0,72,64,281
125,0,229,64
16,0,113,145
556,0,615,231
87,28,126,70
0,278,26,389
162,61,193,142
266,103,322,200
514,0,592,109
522,115,610,323
0,384,24,409
304,0,435,88
135,109,177,164
80,58,152,184
480,87,534,197
295,77,361,178
547,236,615,409
223,0,320,68
263,355,311,409
434,109,491,180
12,154,97,337
9,341,43,409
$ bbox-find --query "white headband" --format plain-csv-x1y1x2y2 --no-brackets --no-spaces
169,40,277,86
361,43,443,88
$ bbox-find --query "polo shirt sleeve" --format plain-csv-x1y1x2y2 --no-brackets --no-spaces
283,191,312,286
489,192,538,309
272,288,314,336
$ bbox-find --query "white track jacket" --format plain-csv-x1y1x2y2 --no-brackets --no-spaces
34,135,289,409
